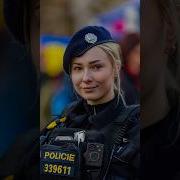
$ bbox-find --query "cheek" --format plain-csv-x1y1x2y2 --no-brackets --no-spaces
95,70,114,86
71,74,81,88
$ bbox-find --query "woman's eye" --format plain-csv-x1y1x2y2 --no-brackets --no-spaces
91,65,102,70
73,67,82,71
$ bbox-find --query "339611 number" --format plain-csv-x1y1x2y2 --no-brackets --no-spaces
43,164,71,175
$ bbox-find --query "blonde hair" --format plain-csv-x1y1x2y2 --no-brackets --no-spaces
97,42,123,103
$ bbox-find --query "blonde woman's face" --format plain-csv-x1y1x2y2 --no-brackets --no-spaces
71,46,116,105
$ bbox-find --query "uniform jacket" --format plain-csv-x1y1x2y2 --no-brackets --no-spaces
41,95,140,180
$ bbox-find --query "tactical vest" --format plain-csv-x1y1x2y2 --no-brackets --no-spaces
40,105,139,180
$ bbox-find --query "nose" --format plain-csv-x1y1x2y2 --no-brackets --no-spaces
82,69,92,83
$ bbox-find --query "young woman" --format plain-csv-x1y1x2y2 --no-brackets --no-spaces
40,26,140,180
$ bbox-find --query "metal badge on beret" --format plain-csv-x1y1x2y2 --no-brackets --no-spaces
85,33,97,44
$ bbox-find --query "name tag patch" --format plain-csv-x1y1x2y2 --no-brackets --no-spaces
42,151,76,163
40,144,80,177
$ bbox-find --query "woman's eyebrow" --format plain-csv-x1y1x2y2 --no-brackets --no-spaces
89,60,102,64
72,62,82,66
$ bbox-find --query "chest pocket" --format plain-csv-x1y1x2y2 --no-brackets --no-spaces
40,125,82,179
113,140,139,165
113,123,139,169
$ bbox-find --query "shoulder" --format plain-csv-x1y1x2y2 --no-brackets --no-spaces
125,104,140,134
126,104,140,124
115,104,140,140
42,99,83,132
125,104,140,115
60,99,83,116
116,103,140,124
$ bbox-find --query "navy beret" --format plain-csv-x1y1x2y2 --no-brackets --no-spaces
63,26,115,74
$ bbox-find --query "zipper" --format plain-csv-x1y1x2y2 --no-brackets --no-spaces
93,106,96,115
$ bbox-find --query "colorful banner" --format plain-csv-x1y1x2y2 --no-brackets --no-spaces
89,0,140,40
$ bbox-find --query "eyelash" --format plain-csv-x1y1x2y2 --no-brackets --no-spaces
73,67,82,71
72,65,103,71
91,65,102,70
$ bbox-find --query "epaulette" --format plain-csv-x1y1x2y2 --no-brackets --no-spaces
46,116,67,130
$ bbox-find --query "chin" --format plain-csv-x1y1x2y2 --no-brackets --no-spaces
82,93,101,102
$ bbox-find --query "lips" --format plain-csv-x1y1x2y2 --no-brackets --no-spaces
83,86,96,89
81,86,98,90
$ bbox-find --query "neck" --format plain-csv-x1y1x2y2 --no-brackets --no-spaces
87,90,115,105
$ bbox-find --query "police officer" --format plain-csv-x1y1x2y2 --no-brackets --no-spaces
40,26,140,180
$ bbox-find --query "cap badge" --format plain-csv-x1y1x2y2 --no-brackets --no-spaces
85,33,97,44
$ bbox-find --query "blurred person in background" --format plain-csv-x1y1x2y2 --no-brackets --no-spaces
120,33,140,105
0,0,39,157
0,0,39,179
3,0,40,70
141,0,180,179
0,32,37,157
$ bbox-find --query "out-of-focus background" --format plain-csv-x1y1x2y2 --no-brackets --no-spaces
40,0,140,129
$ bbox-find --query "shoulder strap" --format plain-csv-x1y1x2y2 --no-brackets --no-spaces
108,104,139,145
40,116,67,139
